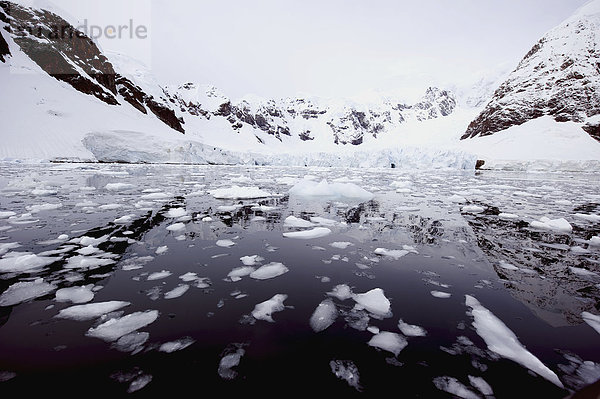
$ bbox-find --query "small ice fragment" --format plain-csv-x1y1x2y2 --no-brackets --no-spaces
252,294,288,322
530,217,572,233
201,216,213,222
374,248,409,259
147,270,172,281
55,301,131,320
367,326,380,334
55,285,94,304
330,360,362,391
352,288,391,317
431,291,451,299
113,332,149,353
105,183,134,191
227,266,256,282
127,374,152,393
283,227,332,240
448,194,467,203
569,267,599,277
289,179,374,200
166,222,186,232
582,312,600,335
311,216,338,226
433,376,480,399
309,299,337,332
468,375,494,396
218,347,245,380
65,256,115,270
209,186,272,199
240,255,264,266
159,337,195,353
0,278,56,306
155,246,168,255
0,253,60,273
499,260,519,271
398,319,427,337
367,331,407,356
164,284,189,299
327,284,353,300
179,272,198,282
589,237,600,246
249,262,289,280
165,208,187,218
330,242,354,249
216,239,236,248
465,295,564,388
499,213,519,220
284,216,314,228
86,310,159,342
0,211,16,219
462,205,485,214
26,203,62,213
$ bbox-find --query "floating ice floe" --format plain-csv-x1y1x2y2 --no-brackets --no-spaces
330,360,362,391
0,278,56,307
374,246,417,259
113,332,149,353
114,215,134,224
465,295,564,388
86,310,159,342
310,299,337,332
216,239,236,248
141,192,170,200
209,186,272,199
582,312,600,335
284,216,314,228
431,291,452,299
468,375,494,396
164,284,189,299
252,294,288,322
55,301,131,320
283,227,332,240
432,376,480,399
0,253,60,273
166,222,186,232
448,194,467,203
0,242,20,256
574,213,600,223
218,347,245,380
227,266,256,282
352,288,391,318
155,246,168,255
240,255,264,266
159,337,195,353
398,319,427,337
99,203,122,210
165,208,187,218
249,262,289,280
289,179,374,201
462,205,485,214
0,211,17,219
311,216,338,226
105,183,135,191
65,255,115,270
499,213,519,220
147,270,172,281
55,285,94,304
328,284,353,300
569,267,599,277
31,188,57,196
26,203,62,213
529,217,572,233
367,331,407,356
589,236,600,246
498,260,519,271
330,242,354,249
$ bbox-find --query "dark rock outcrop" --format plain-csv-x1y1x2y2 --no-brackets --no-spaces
0,30,9,62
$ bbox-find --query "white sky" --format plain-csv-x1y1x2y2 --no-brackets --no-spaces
15,0,590,101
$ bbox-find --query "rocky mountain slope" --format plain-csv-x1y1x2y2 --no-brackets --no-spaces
461,0,600,141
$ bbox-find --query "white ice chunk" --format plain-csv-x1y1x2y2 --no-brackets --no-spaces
65,255,115,270
465,295,564,388
352,288,391,317
56,301,131,320
398,319,427,337
0,253,60,273
141,192,170,200
0,278,56,306
569,267,599,277
209,186,272,199
0,242,21,256
227,266,256,282
310,216,338,226
433,376,480,399
164,284,189,299
155,246,168,255
468,375,494,396
249,262,289,280
147,270,172,281
166,222,186,232
582,312,600,335
499,213,519,220
218,348,245,380
462,205,485,213
367,331,407,356
289,179,374,201
448,194,467,203
284,216,314,228
165,208,187,218
216,239,236,248
530,217,572,233
86,310,159,342
431,291,452,298
26,203,62,213
374,248,409,259
330,242,354,249
310,299,337,332
55,285,94,304
252,294,288,322
283,227,332,240
590,236,600,246
159,337,195,353
499,260,519,271
240,255,264,266
574,213,600,223
105,183,135,191
327,284,353,301
0,211,16,219
330,360,362,391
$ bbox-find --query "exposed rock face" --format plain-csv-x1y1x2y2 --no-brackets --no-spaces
462,2,600,140
0,29,10,62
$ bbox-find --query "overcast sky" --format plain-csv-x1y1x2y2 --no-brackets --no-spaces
17,0,590,100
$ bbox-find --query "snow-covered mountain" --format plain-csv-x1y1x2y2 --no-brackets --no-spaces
461,0,600,141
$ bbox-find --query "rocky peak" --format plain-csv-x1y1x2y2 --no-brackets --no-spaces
461,0,600,140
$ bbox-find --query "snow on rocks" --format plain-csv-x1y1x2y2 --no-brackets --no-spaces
289,179,374,201
249,262,289,280
283,227,332,240
0,278,56,306
55,301,131,321
309,299,338,332
582,312,600,335
86,310,159,342
251,294,288,322
465,295,564,388
209,186,272,199
55,285,94,304
529,217,573,233
367,331,407,356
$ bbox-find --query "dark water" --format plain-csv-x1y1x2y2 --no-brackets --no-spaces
0,163,598,397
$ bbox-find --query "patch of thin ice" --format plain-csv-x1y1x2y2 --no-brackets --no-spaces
159,337,195,353
330,242,354,249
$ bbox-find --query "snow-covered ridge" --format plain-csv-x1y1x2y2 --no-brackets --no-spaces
462,0,600,141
